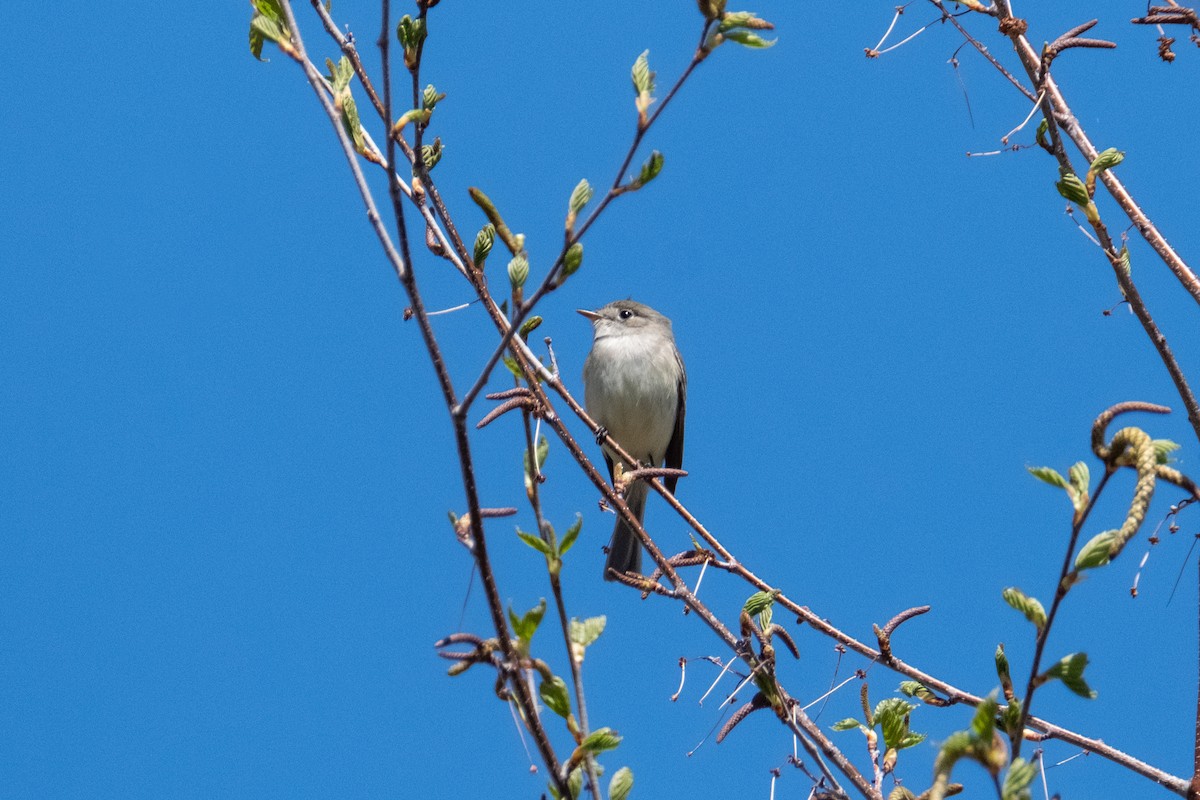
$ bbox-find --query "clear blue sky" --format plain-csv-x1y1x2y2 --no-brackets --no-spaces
4,3,1200,798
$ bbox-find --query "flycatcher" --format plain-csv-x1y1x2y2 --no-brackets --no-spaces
578,300,686,580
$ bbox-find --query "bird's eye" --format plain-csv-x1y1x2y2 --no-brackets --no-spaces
618,308,634,320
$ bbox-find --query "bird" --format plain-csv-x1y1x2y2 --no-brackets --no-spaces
578,300,686,580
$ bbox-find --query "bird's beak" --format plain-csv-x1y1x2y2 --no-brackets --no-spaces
576,308,602,322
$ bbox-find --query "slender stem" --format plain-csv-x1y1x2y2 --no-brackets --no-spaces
1012,470,1113,761
376,1,569,791
957,0,1200,450
519,408,602,799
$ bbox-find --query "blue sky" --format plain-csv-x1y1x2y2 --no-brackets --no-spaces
4,2,1200,798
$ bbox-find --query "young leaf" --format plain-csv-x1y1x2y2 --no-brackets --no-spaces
1027,465,1067,489
635,150,664,188
1090,147,1124,174
1002,758,1036,800
519,316,543,341
568,179,594,215
1152,439,1181,464
1001,699,1023,738
969,695,998,742
561,242,584,279
1055,171,1090,206
501,354,522,379
1067,461,1090,511
1074,529,1117,569
559,515,583,556
422,84,445,110
742,589,778,616
631,50,655,96
722,29,777,48
510,598,547,643
517,528,552,555
608,767,634,800
874,697,919,751
507,253,529,289
523,436,550,478
420,138,443,170
1001,587,1046,631
580,727,622,755
341,94,366,153
473,224,495,268
540,675,571,718
831,718,863,732
570,616,607,647
1042,652,1097,699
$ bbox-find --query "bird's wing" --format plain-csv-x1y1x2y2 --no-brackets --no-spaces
664,353,686,495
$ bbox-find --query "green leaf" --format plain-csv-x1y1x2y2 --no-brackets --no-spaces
637,151,664,187
396,14,427,51
719,11,767,31
1120,245,1132,277
501,355,522,379
420,138,443,170
1074,529,1117,570
1035,119,1049,149
994,644,1010,681
758,604,772,631
1027,466,1067,489
559,515,583,556
898,731,927,749
568,179,594,214
1001,587,1046,631
562,243,584,278
473,224,495,268
341,94,365,153
1089,147,1125,174
1043,652,1097,698
580,726,622,755
899,681,940,705
874,698,918,751
1002,758,1036,800
250,15,286,56
570,615,607,647
969,695,997,742
567,767,583,800
326,55,354,94
249,21,267,60
523,436,550,478
1152,438,1181,464
1055,171,1090,206
519,315,543,341
251,0,285,23
722,29,777,48
507,253,529,290
631,50,655,96
831,718,863,732
540,675,572,718
1001,699,1023,738
1068,461,1090,511
742,589,778,616
517,528,551,555
422,84,445,110
510,598,547,643
608,767,634,800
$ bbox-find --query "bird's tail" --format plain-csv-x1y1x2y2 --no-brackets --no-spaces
604,480,647,581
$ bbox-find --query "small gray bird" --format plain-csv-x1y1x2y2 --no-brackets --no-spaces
578,300,686,580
